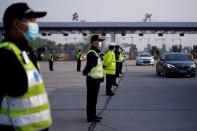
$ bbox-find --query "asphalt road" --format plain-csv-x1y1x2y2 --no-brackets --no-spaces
40,60,197,131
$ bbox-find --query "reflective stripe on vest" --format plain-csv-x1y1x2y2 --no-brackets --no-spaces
0,110,51,126
87,50,104,79
1,93,48,110
0,42,52,131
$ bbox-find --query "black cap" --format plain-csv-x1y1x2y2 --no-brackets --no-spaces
90,35,104,43
3,3,47,30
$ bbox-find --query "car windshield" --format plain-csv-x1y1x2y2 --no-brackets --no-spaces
165,54,190,61
139,54,151,57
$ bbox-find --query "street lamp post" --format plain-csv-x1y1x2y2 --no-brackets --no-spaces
65,37,77,43
171,38,181,45
155,38,165,47
65,37,78,50
121,36,135,60
140,37,154,53
140,37,150,44
155,38,166,53
122,36,134,45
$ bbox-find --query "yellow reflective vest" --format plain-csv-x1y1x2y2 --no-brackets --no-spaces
76,52,81,60
48,54,53,61
87,50,104,79
119,52,125,62
103,50,116,75
0,42,52,131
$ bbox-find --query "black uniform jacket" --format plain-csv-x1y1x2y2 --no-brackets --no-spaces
83,47,100,75
0,34,38,105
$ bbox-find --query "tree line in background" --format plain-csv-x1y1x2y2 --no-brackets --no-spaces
30,37,197,61
31,37,91,53
30,37,92,61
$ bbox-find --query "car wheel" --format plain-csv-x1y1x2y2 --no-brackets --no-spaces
191,73,195,78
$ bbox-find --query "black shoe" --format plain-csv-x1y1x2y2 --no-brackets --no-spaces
106,92,115,96
87,118,101,123
113,83,118,86
96,116,103,119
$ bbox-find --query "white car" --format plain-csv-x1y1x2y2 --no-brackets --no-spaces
136,53,155,65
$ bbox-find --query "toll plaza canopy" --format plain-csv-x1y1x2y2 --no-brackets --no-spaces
0,22,197,34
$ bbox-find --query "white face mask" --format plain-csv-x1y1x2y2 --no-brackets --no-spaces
98,42,102,48
22,22,39,42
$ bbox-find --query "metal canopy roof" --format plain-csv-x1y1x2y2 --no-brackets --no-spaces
1,22,197,34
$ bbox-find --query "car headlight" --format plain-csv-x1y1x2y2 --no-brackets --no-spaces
190,64,196,69
167,64,175,68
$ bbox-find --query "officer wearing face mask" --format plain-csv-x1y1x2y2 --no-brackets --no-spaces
0,3,52,131
83,35,104,123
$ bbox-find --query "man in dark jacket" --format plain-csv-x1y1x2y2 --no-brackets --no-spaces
0,3,51,131
83,35,104,123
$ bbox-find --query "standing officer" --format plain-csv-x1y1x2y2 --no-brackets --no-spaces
0,3,52,131
103,43,116,96
119,47,125,74
76,49,82,72
48,51,54,71
83,35,104,123
113,45,121,86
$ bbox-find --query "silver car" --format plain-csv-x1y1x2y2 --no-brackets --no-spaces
136,53,155,65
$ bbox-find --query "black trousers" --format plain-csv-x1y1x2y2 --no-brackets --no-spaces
0,125,49,131
120,62,123,73
106,74,114,94
49,61,53,71
86,76,101,120
115,62,121,77
77,60,81,71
